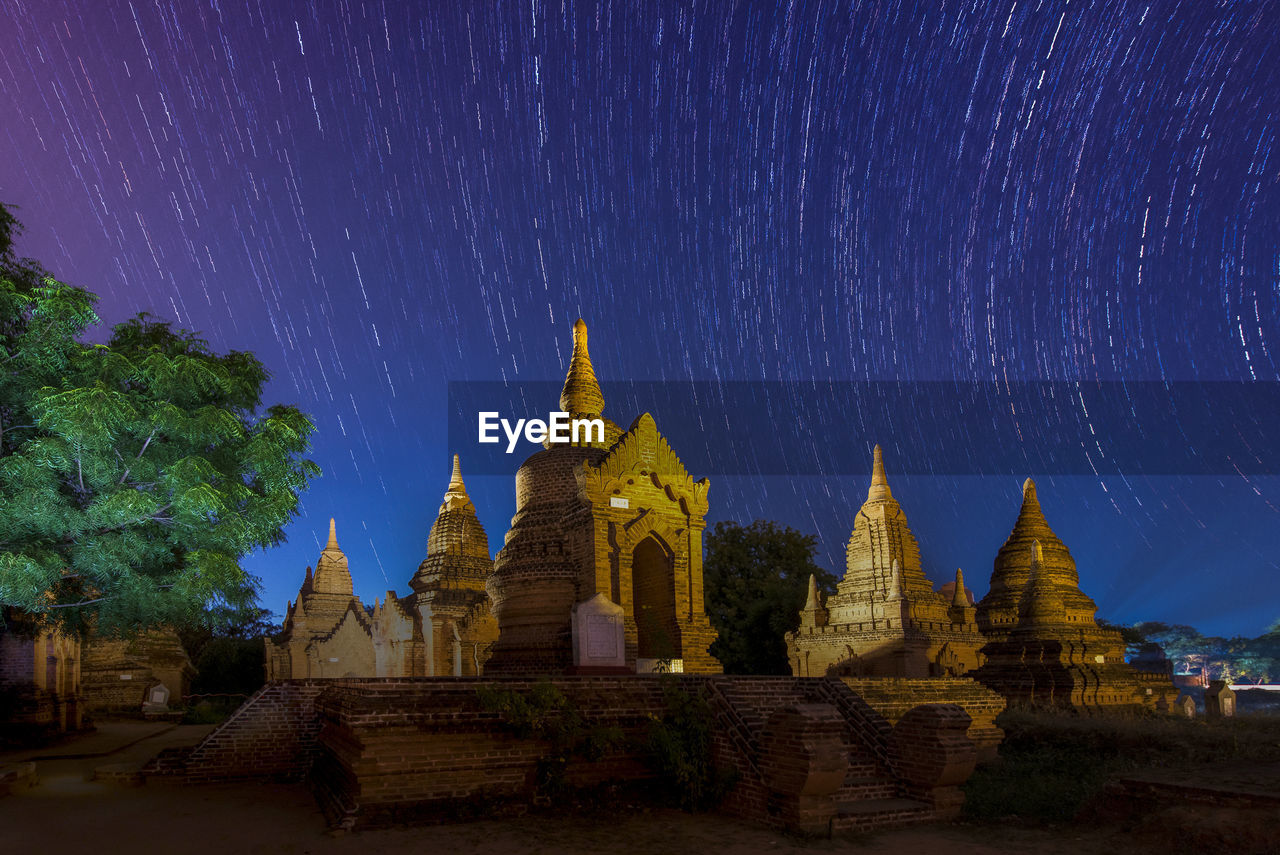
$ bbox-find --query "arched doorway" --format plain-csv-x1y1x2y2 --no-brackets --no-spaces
631,536,679,660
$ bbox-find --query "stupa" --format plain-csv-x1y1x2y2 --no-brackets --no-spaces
265,456,497,678
483,319,721,674
970,479,1176,710
407,454,498,676
786,446,986,678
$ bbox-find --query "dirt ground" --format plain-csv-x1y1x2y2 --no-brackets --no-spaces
0,724,1194,855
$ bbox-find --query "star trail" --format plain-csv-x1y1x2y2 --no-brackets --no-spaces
1,1,1277,635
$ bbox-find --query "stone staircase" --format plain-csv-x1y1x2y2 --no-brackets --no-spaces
705,677,935,834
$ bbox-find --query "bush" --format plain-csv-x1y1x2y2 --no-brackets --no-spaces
962,707,1280,823
644,680,737,811
476,681,623,798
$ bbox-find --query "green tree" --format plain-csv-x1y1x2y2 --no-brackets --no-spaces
703,519,837,675
0,204,319,635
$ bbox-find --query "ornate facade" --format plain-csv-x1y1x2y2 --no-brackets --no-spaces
265,457,497,679
785,446,986,678
969,479,1176,710
484,319,721,674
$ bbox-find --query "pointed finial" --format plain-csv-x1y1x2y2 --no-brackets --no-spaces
559,318,605,417
952,567,969,607
448,454,466,494
327,517,339,549
867,444,893,500
1023,478,1038,504
804,573,821,611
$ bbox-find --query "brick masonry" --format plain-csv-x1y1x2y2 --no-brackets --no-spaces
838,678,1005,761
147,680,328,782
157,675,977,836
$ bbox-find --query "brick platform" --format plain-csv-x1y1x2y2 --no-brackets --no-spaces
152,676,980,837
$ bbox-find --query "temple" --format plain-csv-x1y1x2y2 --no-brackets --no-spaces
969,478,1176,710
484,319,721,674
786,445,986,678
264,456,497,679
408,455,497,676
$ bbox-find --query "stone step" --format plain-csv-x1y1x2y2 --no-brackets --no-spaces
831,797,935,833
836,775,899,797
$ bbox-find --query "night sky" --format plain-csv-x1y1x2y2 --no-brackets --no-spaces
2,1,1277,637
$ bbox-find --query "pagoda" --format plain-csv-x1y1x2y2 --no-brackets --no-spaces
786,446,986,678
970,479,1176,710
484,319,721,674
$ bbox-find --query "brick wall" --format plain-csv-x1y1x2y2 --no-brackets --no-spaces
839,677,1005,761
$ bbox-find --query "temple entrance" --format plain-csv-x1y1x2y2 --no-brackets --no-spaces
631,536,680,661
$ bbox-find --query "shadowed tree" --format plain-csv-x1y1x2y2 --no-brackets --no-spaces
702,519,837,675
0,203,319,635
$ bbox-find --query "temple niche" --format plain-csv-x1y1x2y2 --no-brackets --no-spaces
785,446,986,678
265,456,497,679
484,319,721,675
969,479,1177,710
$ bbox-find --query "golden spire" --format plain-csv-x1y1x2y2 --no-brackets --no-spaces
867,444,893,501
952,567,969,607
447,454,466,495
804,573,821,611
312,518,354,597
559,318,605,417
1009,477,1057,544
439,454,476,513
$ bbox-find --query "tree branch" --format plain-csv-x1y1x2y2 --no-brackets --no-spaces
58,503,175,543
117,428,157,485
46,596,112,609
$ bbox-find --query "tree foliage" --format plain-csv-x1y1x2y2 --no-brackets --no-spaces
1127,621,1280,685
702,519,838,675
0,204,319,635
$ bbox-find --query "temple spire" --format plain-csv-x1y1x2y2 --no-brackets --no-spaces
447,454,466,495
559,318,605,418
867,444,893,501
952,567,969,607
804,573,821,611
312,518,354,597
